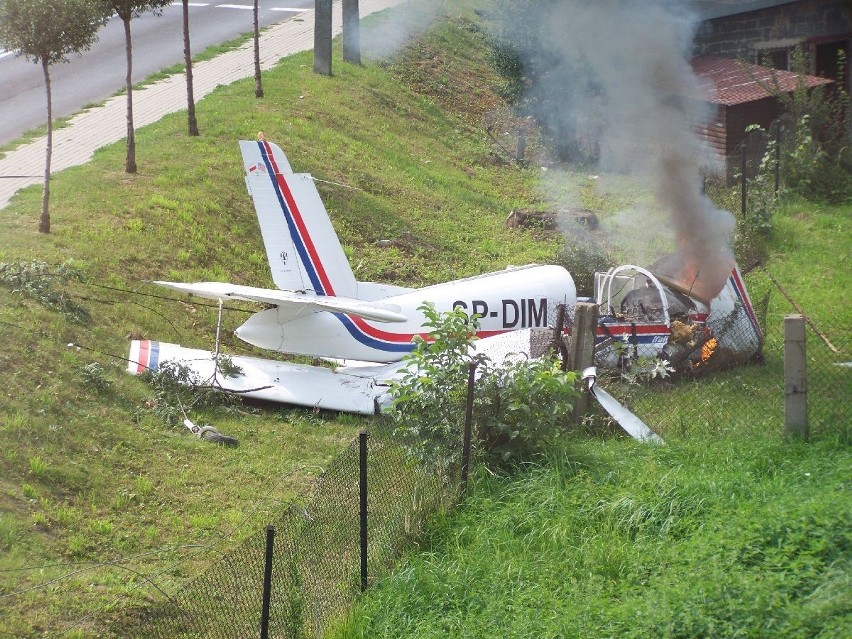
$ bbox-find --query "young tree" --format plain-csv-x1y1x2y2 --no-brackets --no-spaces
99,0,172,173
0,0,108,233
253,0,263,98
182,0,199,135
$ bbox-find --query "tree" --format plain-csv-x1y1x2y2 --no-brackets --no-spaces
182,0,199,135
99,0,172,173
0,0,107,233
253,0,263,98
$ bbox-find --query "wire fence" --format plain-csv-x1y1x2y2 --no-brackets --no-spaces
611,296,849,442
108,271,848,638
114,421,462,639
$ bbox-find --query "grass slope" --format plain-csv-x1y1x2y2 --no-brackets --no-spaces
0,6,557,636
1,2,849,636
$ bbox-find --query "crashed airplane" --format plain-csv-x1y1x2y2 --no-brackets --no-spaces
127,139,763,417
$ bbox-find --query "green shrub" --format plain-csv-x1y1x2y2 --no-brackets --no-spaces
475,356,578,462
389,303,475,473
389,303,579,470
78,362,112,393
555,239,614,297
0,260,90,323
783,115,852,204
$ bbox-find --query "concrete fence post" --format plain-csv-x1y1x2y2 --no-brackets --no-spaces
784,314,808,440
314,0,333,75
342,0,361,64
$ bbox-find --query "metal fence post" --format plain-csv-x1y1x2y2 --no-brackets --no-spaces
516,128,526,164
554,303,570,371
460,361,477,488
740,139,748,219
774,122,782,197
359,430,368,592
260,525,275,639
784,315,808,440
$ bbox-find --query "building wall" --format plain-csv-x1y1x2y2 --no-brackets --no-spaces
694,0,850,180
709,99,783,182
726,98,781,157
694,0,851,65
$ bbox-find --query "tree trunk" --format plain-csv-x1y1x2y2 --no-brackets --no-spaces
40,57,52,234
253,0,263,98
123,16,137,173
183,0,199,135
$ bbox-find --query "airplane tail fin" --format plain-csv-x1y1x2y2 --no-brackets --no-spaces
239,139,357,297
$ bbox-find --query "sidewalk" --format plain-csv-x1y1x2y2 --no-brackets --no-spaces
0,0,404,210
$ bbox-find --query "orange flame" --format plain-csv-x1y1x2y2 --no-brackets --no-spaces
700,338,718,363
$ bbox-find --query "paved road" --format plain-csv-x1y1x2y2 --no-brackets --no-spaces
0,0,405,210
0,1,314,146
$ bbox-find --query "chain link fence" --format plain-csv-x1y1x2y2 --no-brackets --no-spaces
612,293,848,442
114,421,462,639
111,275,847,639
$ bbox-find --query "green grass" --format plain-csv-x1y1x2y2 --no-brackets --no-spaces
341,436,850,638
0,3,558,636
1,0,849,636
336,194,850,638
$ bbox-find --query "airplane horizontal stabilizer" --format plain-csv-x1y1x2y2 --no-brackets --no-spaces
152,281,407,323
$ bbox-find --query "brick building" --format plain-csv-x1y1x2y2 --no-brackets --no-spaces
693,0,851,90
691,0,849,177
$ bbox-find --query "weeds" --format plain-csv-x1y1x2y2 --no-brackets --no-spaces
0,260,90,324
137,359,241,426
78,362,112,392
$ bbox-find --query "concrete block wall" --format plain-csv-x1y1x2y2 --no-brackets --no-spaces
694,0,851,60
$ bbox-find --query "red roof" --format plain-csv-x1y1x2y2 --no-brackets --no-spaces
691,55,834,106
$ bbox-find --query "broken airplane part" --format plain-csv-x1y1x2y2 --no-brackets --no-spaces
127,139,763,428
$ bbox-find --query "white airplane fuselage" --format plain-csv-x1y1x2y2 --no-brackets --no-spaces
236,264,577,362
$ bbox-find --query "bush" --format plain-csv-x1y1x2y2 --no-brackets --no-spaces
783,115,852,204
138,358,241,426
475,356,578,462
389,303,475,473
389,303,579,471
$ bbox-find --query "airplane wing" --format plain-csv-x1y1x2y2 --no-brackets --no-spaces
128,340,399,414
152,281,407,323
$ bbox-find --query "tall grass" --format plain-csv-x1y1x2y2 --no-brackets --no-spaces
341,433,850,638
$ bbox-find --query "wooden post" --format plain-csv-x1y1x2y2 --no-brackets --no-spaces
313,0,333,76
570,302,598,422
784,315,808,440
342,0,361,64
553,303,570,371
